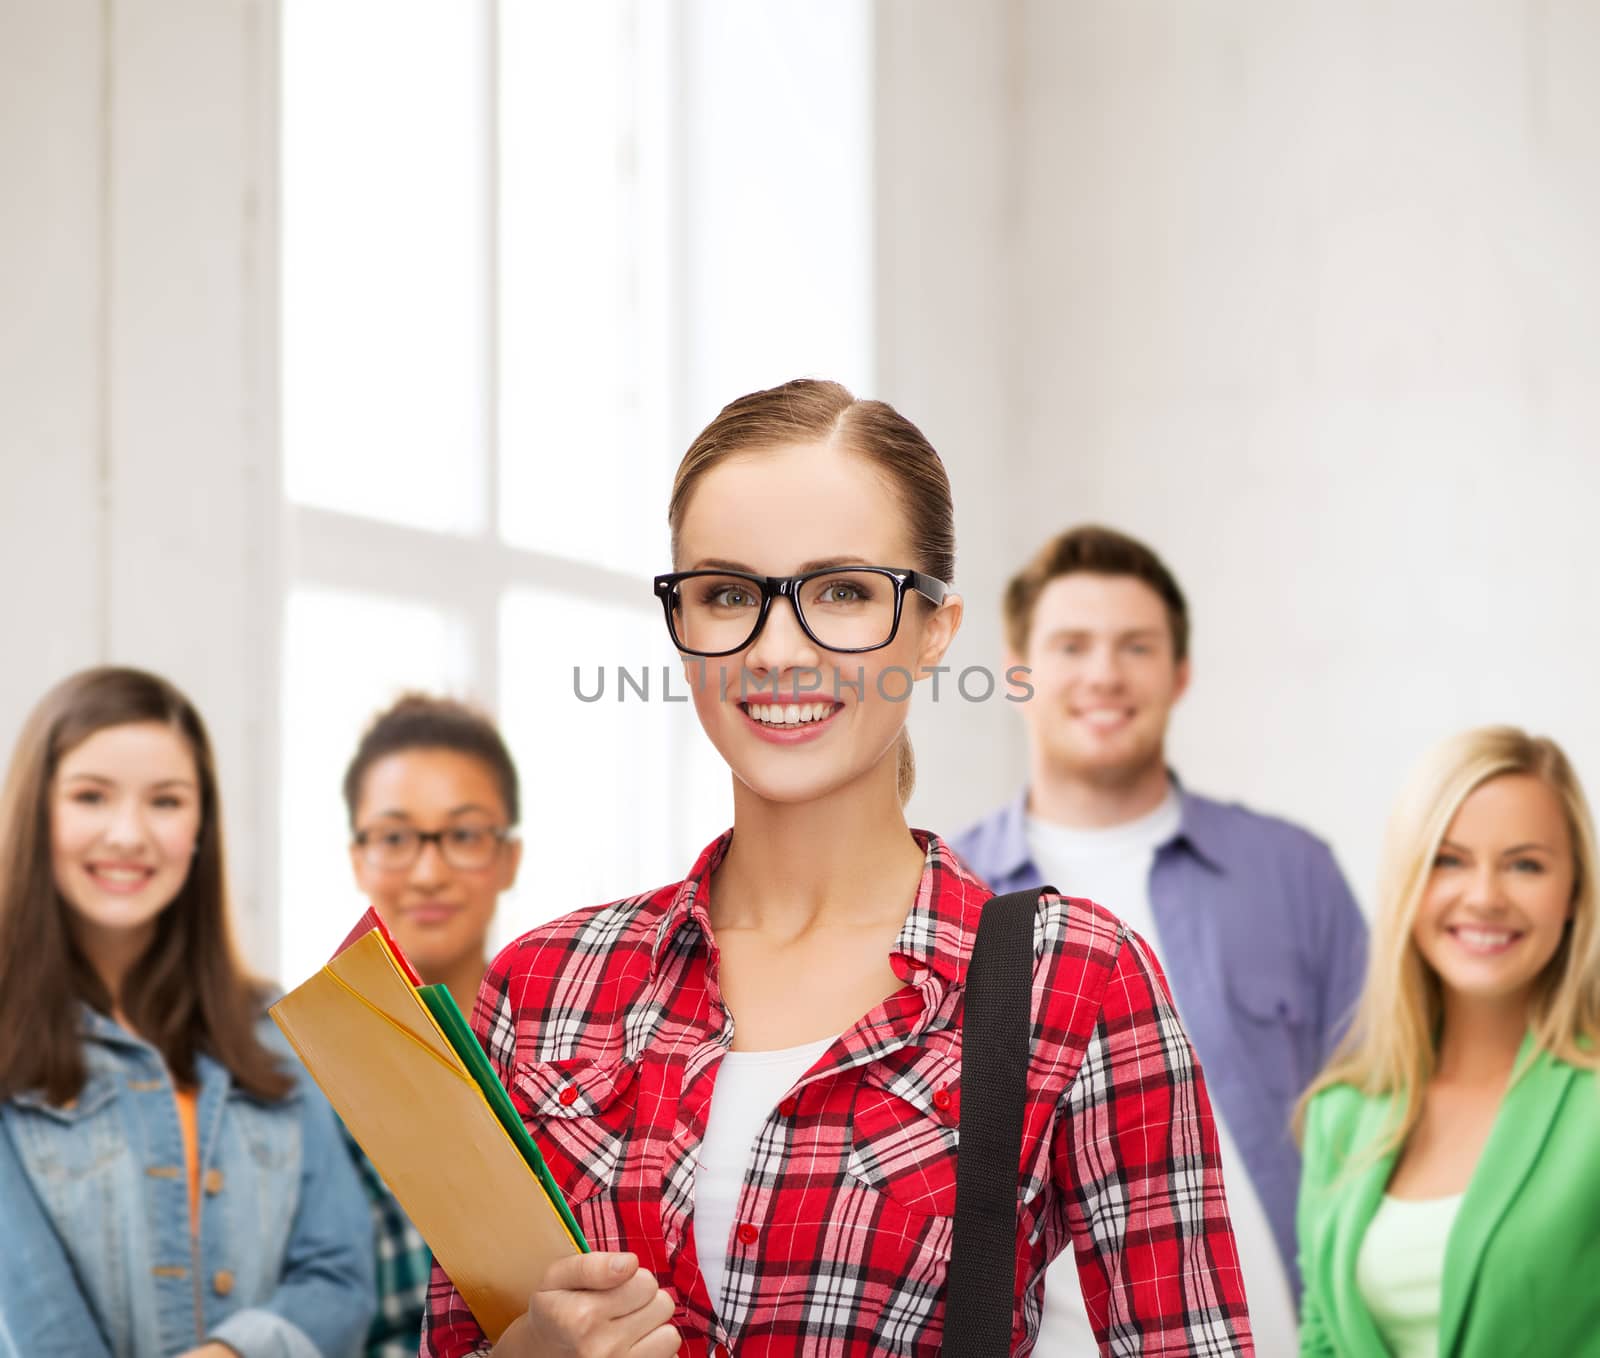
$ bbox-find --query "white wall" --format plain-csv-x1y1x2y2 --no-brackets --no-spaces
0,0,280,966
1,0,105,755
9,0,1599,946
876,0,1028,837
1011,0,1600,902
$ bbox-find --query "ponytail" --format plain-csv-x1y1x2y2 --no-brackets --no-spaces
896,730,916,805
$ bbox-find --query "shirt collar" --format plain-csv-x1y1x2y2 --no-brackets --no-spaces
650,831,730,972
78,1004,144,1047
649,828,991,988
983,788,1037,883
1167,774,1228,874
1003,770,1228,876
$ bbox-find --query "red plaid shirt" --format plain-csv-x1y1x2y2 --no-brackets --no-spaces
423,832,1253,1356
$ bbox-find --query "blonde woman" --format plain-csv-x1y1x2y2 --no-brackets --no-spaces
1296,727,1600,1357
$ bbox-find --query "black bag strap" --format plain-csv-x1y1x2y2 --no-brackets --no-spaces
944,886,1051,1358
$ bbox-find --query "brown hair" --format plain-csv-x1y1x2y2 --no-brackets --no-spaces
1002,524,1190,661
0,667,291,1105
342,693,520,829
668,379,955,803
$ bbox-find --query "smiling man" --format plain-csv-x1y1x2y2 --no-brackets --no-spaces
954,524,1368,1355
339,693,524,1358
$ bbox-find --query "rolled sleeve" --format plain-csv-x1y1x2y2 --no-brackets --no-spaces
419,1256,493,1358
207,1306,320,1358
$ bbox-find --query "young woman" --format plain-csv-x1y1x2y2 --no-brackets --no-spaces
422,380,1252,1357
0,667,374,1358
340,693,525,1358
1296,727,1600,1356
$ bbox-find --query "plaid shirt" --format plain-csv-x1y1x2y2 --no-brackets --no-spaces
422,832,1253,1357
340,1123,432,1358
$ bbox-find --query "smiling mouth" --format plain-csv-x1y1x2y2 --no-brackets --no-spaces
1446,925,1525,955
86,864,155,889
1073,708,1134,728
739,701,842,728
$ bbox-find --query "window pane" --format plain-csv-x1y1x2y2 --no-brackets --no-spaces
497,1,650,572
498,587,727,943
279,585,474,986
282,0,488,534
679,0,875,419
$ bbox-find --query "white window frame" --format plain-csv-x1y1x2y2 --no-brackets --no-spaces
277,0,873,979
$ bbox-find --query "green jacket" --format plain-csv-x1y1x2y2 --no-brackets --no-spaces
1296,1039,1600,1356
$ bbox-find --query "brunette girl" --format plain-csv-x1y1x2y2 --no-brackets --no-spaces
423,381,1252,1357
0,667,374,1357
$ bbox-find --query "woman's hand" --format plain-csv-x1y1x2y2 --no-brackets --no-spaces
176,1346,239,1358
492,1252,681,1358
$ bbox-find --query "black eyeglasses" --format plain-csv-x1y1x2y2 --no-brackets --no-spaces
653,566,949,657
353,824,514,872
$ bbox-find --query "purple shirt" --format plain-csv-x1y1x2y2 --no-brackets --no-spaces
952,781,1368,1299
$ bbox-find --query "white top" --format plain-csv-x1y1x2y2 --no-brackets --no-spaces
693,1034,835,1318
1025,792,1298,1357
1355,1192,1464,1358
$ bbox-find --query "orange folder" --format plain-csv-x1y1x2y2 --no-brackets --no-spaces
269,924,584,1341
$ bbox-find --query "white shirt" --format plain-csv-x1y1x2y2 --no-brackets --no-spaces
1356,1193,1464,1358
1026,793,1297,1356
693,1035,835,1318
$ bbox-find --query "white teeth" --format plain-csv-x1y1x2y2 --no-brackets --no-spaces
1453,928,1516,950
747,703,834,726
93,867,147,882
1081,709,1130,728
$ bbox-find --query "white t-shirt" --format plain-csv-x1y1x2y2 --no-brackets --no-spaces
1026,793,1296,1356
693,1035,835,1317
1356,1193,1463,1358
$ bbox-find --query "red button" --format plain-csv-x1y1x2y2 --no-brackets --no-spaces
557,1085,578,1106
778,1097,797,1117
713,1347,730,1358
932,1085,952,1111
905,957,928,971
737,1223,759,1245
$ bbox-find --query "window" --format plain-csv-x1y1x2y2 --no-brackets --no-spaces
279,0,873,984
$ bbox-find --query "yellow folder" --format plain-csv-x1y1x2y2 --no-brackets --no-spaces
270,928,583,1341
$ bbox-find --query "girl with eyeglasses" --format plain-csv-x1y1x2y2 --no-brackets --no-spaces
0,667,374,1357
422,380,1253,1357
1296,728,1600,1356
339,693,526,1358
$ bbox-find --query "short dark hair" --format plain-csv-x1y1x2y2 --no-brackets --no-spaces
342,694,520,828
1002,524,1190,661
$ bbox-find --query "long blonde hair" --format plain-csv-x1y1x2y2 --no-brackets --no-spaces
1297,726,1600,1151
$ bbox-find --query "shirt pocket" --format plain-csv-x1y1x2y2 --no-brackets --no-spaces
226,1084,304,1170
217,1085,305,1281
845,1044,961,1216
1224,969,1312,1100
512,1055,638,1205
5,1079,133,1333
8,1075,125,1182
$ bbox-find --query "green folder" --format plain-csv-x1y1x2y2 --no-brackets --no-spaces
416,983,590,1253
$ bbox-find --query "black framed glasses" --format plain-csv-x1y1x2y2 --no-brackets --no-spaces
353,824,514,872
653,566,949,657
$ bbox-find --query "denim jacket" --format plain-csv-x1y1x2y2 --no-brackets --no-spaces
0,1006,375,1358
